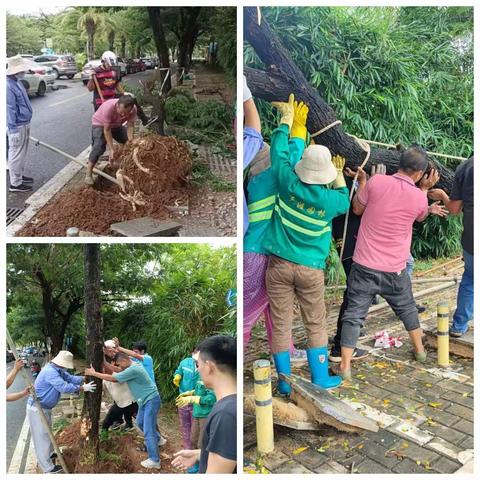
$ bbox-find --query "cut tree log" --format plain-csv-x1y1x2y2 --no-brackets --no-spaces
244,394,318,430
244,7,455,193
281,373,379,433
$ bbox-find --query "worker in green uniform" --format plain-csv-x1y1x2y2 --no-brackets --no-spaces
263,94,350,394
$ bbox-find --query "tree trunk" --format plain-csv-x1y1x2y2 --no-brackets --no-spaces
108,31,115,52
120,37,126,58
177,7,201,75
87,31,95,61
244,7,454,193
148,7,172,92
50,333,64,357
81,244,104,460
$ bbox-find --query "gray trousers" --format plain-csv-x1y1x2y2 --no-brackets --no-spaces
26,403,54,473
341,262,419,348
89,125,128,165
8,124,30,187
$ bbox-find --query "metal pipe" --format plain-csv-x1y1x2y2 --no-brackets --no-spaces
416,257,462,277
326,276,458,291
367,281,456,315
30,136,121,187
6,329,70,474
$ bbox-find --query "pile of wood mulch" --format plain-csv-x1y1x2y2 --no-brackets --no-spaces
17,135,192,237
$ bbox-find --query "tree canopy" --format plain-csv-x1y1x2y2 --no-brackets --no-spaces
245,7,472,159
245,6,472,259
7,6,236,78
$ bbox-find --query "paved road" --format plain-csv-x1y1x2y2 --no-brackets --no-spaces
7,71,154,211
6,358,37,471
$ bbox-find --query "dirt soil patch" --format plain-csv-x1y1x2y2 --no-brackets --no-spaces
17,135,192,237
56,410,182,474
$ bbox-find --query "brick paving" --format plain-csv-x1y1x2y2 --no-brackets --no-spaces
244,265,474,473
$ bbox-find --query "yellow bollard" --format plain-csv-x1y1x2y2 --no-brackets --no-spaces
437,302,450,367
253,359,274,454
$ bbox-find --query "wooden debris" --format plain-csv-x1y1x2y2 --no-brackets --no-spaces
281,373,379,433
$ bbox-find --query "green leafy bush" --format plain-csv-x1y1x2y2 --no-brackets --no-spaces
245,7,472,260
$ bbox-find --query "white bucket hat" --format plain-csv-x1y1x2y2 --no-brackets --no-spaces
294,144,337,185
104,340,116,348
52,350,74,369
6,55,30,76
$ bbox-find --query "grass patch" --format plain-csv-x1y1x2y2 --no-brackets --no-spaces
191,161,235,192
53,417,70,434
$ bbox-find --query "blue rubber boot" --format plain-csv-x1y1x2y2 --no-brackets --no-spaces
272,351,291,394
307,346,342,389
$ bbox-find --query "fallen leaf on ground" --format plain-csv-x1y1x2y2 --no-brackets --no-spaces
386,449,406,460
293,446,309,455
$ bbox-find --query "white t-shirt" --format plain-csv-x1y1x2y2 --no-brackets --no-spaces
103,380,135,408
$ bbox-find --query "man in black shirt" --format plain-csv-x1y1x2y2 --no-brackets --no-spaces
172,335,237,473
428,156,474,337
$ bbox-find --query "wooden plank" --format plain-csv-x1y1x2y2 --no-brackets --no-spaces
424,329,474,359
110,217,182,237
281,373,379,433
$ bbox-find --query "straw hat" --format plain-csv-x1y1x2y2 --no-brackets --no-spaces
52,350,74,369
294,144,337,185
104,340,116,348
6,55,30,76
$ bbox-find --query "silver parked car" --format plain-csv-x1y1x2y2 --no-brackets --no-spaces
34,54,78,79
18,59,56,96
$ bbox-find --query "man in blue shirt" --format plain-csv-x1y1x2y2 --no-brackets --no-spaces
113,338,155,381
27,351,96,473
6,55,34,192
86,352,162,469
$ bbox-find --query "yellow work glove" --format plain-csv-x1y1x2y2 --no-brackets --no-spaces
176,395,201,408
331,154,346,188
173,374,182,387
271,93,295,130
291,100,309,141
176,390,194,399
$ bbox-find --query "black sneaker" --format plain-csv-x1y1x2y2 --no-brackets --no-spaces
48,465,64,473
416,303,426,314
329,347,369,363
9,183,33,192
22,176,34,184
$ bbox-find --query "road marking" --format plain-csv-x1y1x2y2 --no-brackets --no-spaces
8,414,30,474
48,92,90,107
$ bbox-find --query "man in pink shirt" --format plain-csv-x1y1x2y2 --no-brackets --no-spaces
86,95,137,185
335,146,441,379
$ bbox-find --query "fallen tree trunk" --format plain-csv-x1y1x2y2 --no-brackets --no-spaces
244,7,454,193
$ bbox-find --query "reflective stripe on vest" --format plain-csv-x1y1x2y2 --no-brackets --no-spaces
248,210,273,223
278,198,328,227
274,204,331,237
248,195,276,213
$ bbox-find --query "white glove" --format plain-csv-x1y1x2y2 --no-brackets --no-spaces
9,132,21,146
83,381,97,393
243,75,252,103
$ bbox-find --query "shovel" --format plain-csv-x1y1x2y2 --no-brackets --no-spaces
30,136,121,187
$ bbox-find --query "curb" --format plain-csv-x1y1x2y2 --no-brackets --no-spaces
7,145,91,237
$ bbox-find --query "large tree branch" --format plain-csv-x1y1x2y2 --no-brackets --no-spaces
244,7,454,192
